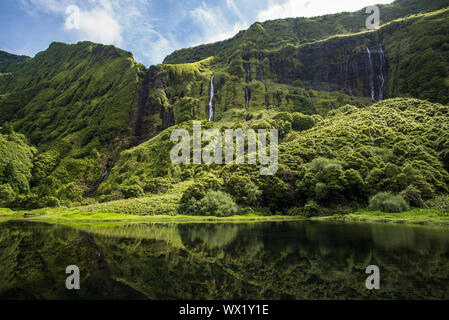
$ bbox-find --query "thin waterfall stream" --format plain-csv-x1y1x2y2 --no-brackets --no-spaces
378,44,386,101
208,74,214,121
366,47,375,100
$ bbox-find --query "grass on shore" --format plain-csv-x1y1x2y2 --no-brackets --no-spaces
0,207,303,224
1,199,448,226
323,208,449,226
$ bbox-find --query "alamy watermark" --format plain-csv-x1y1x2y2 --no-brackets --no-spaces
170,121,278,176
365,265,380,290
65,5,80,30
365,5,380,30
65,265,80,290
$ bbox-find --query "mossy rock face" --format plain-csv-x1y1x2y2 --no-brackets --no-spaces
163,0,449,65
0,42,173,203
1,1,449,209
163,4,449,106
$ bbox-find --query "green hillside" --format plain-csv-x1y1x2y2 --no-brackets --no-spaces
0,51,30,73
93,98,449,216
0,127,36,207
0,42,156,204
164,0,449,65
0,0,448,217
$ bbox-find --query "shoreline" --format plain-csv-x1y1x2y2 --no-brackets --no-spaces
1,208,448,227
0,208,304,224
317,209,449,227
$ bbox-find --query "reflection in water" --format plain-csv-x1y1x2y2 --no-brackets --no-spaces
1,220,449,300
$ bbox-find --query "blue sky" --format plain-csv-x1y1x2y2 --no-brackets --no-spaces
0,0,394,66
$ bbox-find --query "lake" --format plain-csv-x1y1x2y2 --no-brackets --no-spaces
1,220,449,300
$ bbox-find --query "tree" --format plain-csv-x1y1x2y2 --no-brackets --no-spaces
369,192,409,213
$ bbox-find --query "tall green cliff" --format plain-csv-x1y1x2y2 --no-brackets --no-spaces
0,0,448,211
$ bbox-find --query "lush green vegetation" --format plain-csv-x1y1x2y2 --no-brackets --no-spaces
328,208,449,225
0,127,37,207
0,0,448,221
0,42,152,204
368,192,409,213
0,51,30,73
164,0,449,64
91,98,448,220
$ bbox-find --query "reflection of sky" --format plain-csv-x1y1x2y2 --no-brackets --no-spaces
0,0,394,66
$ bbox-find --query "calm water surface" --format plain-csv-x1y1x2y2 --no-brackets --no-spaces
1,220,449,300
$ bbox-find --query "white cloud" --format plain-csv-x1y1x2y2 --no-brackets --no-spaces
76,7,122,45
18,0,176,65
257,0,395,22
189,2,248,46
132,25,180,65
226,0,246,23
17,0,398,66
19,0,67,16
20,0,124,45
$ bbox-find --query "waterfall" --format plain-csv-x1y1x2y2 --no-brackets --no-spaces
164,108,174,128
208,75,214,121
245,87,250,111
342,59,353,96
265,86,269,109
366,47,375,100
244,63,251,83
85,168,110,196
378,44,386,101
259,53,264,81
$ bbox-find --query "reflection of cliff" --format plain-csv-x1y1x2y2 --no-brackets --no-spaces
1,221,449,300
76,223,184,248
178,224,240,249
0,221,147,300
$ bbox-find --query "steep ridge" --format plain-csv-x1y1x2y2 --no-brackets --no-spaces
0,0,448,209
164,0,449,64
0,42,166,204
146,6,449,129
0,51,30,73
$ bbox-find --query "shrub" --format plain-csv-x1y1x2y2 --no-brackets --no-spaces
143,177,172,194
369,192,409,213
400,185,425,208
42,196,60,208
260,176,292,210
179,183,207,214
180,183,206,203
426,196,449,210
292,113,315,131
273,112,293,123
11,194,56,209
196,191,239,217
180,190,239,217
314,182,328,201
57,183,84,202
98,190,124,203
287,207,303,216
0,184,16,207
120,184,144,199
303,200,321,217
224,175,261,206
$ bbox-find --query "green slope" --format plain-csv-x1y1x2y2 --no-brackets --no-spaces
0,51,30,73
97,98,449,215
164,0,449,64
0,0,448,213
0,42,153,204
0,127,36,206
